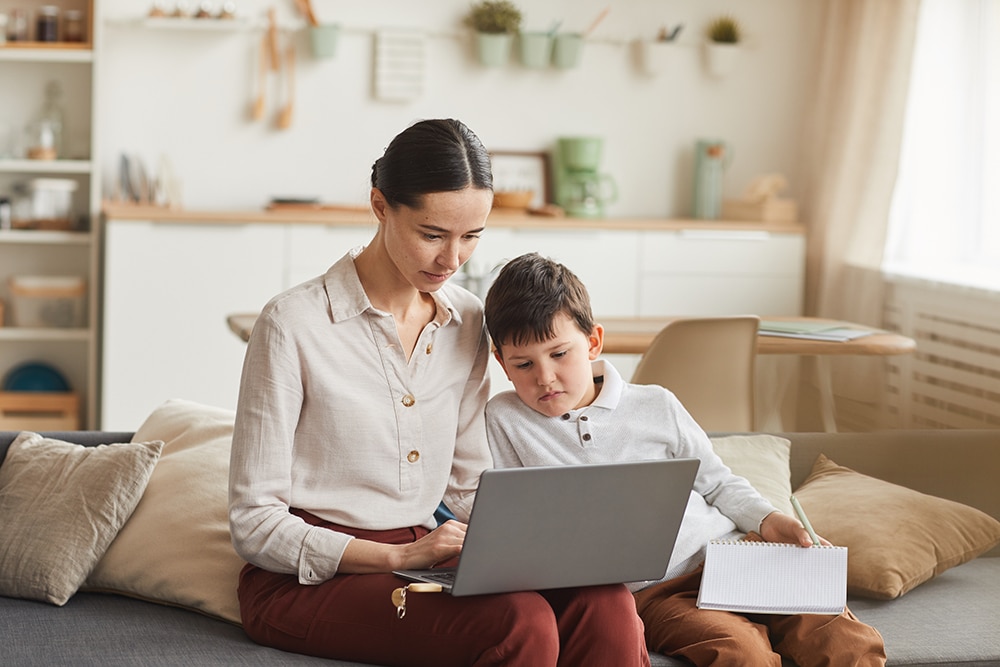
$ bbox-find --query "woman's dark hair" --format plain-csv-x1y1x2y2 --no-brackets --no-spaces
484,253,595,354
371,119,493,209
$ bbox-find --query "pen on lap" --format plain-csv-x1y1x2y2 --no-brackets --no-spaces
790,494,820,546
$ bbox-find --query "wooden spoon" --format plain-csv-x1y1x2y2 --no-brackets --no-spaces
250,34,267,121
276,44,295,129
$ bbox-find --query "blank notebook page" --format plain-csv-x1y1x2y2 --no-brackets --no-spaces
697,540,848,615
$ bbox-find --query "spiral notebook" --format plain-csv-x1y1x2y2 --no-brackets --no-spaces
697,540,848,615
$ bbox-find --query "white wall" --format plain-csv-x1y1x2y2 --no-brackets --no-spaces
98,0,820,216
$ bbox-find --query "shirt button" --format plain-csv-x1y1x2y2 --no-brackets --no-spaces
425,343,433,355
407,450,420,463
582,433,592,441
562,413,571,420
402,394,415,407
580,415,589,421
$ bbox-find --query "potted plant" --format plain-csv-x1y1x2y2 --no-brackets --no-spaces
464,0,523,67
704,14,742,78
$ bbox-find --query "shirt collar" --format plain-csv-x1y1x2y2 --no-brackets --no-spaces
589,358,624,411
323,246,462,327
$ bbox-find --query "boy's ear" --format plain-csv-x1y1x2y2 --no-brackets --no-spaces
588,324,605,360
492,348,511,379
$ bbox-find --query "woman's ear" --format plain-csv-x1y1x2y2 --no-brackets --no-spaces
370,187,389,223
588,324,605,360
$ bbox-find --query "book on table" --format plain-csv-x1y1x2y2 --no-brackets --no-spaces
758,320,875,342
697,540,848,615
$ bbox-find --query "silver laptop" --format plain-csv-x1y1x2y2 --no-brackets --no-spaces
394,458,699,596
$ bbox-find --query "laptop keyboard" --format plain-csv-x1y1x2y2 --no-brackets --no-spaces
419,570,456,586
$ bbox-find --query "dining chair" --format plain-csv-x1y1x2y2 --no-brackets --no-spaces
630,315,761,432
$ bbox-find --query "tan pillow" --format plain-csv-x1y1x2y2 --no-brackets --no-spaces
0,432,163,605
711,434,794,516
794,454,1000,600
84,399,246,624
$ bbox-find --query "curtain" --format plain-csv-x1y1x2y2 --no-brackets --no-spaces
792,0,919,428
884,0,1000,291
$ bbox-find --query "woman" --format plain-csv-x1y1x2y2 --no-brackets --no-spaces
229,119,649,666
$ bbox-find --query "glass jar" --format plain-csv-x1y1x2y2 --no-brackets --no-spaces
7,8,28,41
26,81,65,160
63,10,84,42
36,5,59,42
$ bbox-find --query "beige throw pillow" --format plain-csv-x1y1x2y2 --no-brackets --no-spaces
0,432,163,605
710,434,794,516
794,454,1000,599
84,399,246,624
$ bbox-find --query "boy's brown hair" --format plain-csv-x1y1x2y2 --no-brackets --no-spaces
484,253,595,356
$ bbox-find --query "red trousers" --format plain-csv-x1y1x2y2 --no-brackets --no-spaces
634,565,886,667
237,511,650,667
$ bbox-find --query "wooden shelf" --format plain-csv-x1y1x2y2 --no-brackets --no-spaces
102,202,806,234
0,159,93,174
0,230,92,245
0,44,93,62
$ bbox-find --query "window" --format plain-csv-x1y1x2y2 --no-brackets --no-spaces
883,0,1000,290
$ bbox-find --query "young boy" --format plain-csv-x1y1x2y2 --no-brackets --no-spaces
483,253,886,667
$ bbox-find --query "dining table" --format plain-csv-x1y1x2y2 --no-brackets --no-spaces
597,316,917,432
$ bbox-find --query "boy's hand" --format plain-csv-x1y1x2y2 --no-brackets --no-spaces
758,511,832,547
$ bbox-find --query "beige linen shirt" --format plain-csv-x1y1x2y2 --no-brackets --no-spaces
229,247,492,584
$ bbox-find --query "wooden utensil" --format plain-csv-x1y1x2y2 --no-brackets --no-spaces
583,7,610,36
276,44,295,129
295,0,319,27
266,8,280,71
251,34,267,120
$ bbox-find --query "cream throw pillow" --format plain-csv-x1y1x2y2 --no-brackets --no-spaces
0,432,163,605
710,434,794,516
794,454,1000,599
84,399,246,624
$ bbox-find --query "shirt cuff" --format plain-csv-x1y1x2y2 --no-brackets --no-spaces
297,527,352,584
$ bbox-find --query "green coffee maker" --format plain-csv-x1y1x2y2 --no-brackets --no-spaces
553,137,618,218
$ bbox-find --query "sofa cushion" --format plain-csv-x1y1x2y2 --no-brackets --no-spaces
794,454,1000,599
84,399,246,624
710,434,794,516
0,432,162,605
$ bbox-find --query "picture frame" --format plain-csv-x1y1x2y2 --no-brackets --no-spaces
489,150,552,208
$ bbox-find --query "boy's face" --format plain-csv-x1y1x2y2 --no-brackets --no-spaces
494,312,605,418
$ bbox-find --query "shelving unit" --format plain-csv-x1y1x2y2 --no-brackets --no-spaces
0,0,101,428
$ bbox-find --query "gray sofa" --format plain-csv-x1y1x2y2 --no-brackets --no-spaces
2,428,998,667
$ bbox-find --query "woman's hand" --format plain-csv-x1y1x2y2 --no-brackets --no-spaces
338,520,467,574
394,520,467,570
758,511,832,547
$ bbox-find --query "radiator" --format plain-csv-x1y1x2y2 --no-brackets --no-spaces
883,276,1000,429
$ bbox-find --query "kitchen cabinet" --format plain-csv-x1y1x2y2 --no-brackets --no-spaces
0,0,101,428
102,220,286,430
101,210,805,429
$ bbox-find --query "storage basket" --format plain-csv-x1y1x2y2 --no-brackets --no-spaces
8,275,86,328
0,391,80,430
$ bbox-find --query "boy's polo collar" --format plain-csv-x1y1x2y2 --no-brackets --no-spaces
588,358,624,411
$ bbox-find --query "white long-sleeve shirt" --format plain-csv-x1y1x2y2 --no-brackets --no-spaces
485,359,776,587
229,247,492,585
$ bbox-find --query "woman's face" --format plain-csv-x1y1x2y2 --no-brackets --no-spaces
376,187,493,293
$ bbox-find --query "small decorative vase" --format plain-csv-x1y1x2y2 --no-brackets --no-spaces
309,24,340,59
475,32,513,67
704,42,740,79
519,31,552,68
552,33,583,69
636,40,674,77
